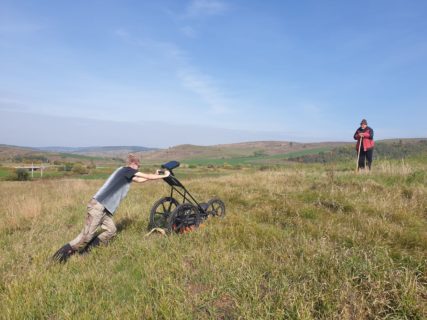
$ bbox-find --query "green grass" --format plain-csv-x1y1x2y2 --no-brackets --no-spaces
0,167,12,178
183,147,332,166
0,160,426,319
57,152,114,161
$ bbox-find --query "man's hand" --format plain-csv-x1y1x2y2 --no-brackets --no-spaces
156,169,170,178
359,132,364,137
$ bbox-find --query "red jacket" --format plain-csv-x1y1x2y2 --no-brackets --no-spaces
354,126,374,151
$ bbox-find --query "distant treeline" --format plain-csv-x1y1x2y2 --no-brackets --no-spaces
288,139,427,163
13,155,49,163
11,154,123,164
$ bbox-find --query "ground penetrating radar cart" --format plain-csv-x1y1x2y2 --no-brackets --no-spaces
149,161,225,233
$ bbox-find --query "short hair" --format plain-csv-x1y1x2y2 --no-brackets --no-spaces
126,153,140,166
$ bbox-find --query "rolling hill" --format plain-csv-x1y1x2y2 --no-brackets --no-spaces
0,141,349,163
137,141,350,162
0,144,114,164
2,139,425,167
35,146,157,158
0,145,157,163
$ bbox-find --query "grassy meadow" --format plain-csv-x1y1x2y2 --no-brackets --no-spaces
181,148,332,166
0,159,426,319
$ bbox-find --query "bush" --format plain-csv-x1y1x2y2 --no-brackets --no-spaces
253,150,266,157
58,162,74,172
87,161,96,170
13,168,31,181
222,163,233,170
72,164,89,175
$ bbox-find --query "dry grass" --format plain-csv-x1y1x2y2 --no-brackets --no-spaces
0,160,426,319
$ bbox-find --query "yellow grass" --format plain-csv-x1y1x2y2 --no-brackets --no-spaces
0,161,426,319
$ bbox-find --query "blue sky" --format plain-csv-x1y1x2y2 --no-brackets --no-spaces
1,0,426,147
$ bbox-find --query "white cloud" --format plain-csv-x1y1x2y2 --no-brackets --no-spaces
0,110,294,147
180,25,197,38
0,22,43,35
114,28,231,115
0,90,33,111
185,0,229,18
113,28,130,39
177,67,229,114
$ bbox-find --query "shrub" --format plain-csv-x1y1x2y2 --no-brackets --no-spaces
12,168,31,181
223,163,233,170
87,161,97,170
60,163,74,172
72,164,89,175
253,150,266,157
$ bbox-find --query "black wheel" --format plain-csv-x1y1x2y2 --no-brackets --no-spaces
149,197,179,229
167,203,201,233
207,198,225,217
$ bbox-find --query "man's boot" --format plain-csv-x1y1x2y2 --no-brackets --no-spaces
52,243,76,263
79,237,101,255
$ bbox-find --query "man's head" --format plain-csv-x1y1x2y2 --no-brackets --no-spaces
360,119,368,129
126,153,140,169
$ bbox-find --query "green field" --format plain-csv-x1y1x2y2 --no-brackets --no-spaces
0,158,426,319
183,147,332,166
0,167,12,178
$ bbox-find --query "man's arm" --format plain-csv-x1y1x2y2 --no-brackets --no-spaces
353,129,361,140
132,176,148,183
132,170,170,183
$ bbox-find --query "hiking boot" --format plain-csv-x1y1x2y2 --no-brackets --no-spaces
78,237,101,255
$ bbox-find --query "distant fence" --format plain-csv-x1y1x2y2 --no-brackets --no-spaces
14,164,48,178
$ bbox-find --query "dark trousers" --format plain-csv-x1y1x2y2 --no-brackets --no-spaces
358,148,373,170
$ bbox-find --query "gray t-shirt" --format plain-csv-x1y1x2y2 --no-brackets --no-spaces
93,166,137,214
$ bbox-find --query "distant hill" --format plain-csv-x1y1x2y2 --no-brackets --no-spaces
0,144,37,161
0,144,122,164
137,141,349,162
2,139,425,166
35,146,157,158
0,141,349,165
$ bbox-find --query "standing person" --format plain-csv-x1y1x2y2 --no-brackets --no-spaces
53,154,170,262
354,119,375,171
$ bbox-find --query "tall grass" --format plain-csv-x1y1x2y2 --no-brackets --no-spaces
0,160,426,319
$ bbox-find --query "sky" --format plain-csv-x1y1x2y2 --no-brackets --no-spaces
1,0,426,147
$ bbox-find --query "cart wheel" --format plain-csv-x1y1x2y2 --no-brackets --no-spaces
149,197,179,229
167,203,201,233
207,198,225,217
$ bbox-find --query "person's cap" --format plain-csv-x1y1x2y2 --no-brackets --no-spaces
360,119,367,125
